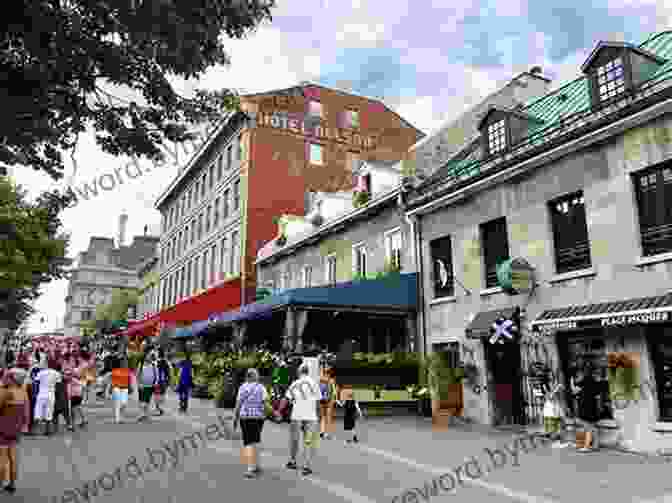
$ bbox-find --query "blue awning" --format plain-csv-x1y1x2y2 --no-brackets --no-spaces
214,272,417,327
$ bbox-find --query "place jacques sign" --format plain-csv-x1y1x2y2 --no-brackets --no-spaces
534,310,671,334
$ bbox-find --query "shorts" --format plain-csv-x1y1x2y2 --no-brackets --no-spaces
71,396,83,408
35,394,55,421
240,418,264,446
112,388,129,403
138,387,153,404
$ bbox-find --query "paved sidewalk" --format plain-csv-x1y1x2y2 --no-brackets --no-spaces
180,396,672,503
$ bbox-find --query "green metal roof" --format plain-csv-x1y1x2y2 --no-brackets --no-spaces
427,30,672,187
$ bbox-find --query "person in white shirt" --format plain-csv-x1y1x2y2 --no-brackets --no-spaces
285,364,321,476
34,360,62,435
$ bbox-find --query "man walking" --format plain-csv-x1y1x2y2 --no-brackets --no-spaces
285,364,321,476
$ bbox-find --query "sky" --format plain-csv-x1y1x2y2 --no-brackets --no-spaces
12,0,672,334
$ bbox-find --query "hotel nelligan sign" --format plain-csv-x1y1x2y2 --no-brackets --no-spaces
536,311,671,334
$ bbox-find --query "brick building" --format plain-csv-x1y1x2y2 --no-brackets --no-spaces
150,83,423,328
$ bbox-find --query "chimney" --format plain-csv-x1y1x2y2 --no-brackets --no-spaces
118,212,128,248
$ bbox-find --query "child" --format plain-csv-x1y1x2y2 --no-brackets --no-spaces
337,385,362,443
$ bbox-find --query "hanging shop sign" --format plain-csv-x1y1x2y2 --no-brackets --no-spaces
497,258,536,295
489,316,519,344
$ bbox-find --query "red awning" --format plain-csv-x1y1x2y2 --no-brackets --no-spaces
125,316,161,338
159,277,242,326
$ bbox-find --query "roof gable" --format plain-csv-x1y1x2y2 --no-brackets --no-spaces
580,40,666,73
476,106,544,131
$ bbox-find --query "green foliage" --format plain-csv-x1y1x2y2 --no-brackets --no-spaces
0,178,73,327
0,0,276,180
352,191,371,208
90,288,140,330
350,352,421,370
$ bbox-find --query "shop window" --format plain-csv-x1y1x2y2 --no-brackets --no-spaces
549,191,592,273
353,244,367,277
302,265,312,287
560,334,613,421
487,119,507,154
634,160,672,256
326,254,337,284
430,235,454,298
649,330,672,421
480,217,510,289
596,57,626,102
385,229,403,271
309,143,323,165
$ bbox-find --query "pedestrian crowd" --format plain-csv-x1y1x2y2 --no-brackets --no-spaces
0,342,196,495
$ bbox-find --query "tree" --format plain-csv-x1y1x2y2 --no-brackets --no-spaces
0,0,276,179
0,177,73,328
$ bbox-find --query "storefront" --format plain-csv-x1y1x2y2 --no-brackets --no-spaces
530,292,672,453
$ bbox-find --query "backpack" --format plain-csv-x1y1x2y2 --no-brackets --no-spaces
139,365,157,387
319,382,330,401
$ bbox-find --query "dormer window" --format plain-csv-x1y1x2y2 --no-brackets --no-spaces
581,41,666,108
487,119,507,154
596,57,626,101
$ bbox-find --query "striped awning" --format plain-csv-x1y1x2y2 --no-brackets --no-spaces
531,292,672,332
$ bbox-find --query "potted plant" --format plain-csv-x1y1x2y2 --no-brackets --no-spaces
422,353,465,418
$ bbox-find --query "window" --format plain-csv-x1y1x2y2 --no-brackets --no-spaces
634,162,672,256
430,236,454,298
190,256,198,293
220,237,228,279
213,197,220,227
205,204,211,234
385,229,403,270
194,181,200,204
184,225,189,249
231,231,239,274
487,119,507,154
326,254,337,284
597,57,626,102
190,221,196,244
308,100,322,118
480,217,510,289
226,145,232,169
217,154,223,181
233,181,240,211
197,213,203,240
302,266,312,287
201,251,208,290
177,231,183,257
223,189,230,218
175,200,181,221
185,261,192,296
201,175,206,198
161,215,167,233
353,245,367,277
210,245,217,284
179,266,186,300
549,191,592,273
309,143,323,165
345,109,359,128
161,280,167,308
208,164,215,189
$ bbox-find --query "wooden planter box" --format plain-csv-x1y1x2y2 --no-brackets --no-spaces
432,384,464,422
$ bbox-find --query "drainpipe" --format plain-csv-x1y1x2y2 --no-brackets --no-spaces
406,213,428,358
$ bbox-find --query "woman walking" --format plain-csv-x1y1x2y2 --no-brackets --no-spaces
0,369,30,493
34,360,62,436
176,353,193,414
153,349,171,416
137,352,158,422
110,356,134,424
318,368,337,439
65,366,87,429
233,368,267,478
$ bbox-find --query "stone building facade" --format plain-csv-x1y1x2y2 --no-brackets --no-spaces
405,30,672,454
